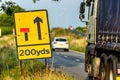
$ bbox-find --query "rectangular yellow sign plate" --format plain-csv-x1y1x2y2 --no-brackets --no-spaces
14,10,52,60
18,45,52,60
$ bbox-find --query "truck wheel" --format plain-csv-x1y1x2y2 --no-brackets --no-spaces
88,57,94,79
88,63,92,76
106,56,116,80
88,76,97,80
99,60,106,80
87,56,98,80
85,53,91,72
99,54,107,80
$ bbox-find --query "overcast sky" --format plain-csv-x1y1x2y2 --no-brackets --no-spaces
2,0,86,29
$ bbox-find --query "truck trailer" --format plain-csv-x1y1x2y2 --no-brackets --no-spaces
80,0,120,80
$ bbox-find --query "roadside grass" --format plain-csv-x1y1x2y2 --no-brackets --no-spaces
68,37,87,53
0,47,20,80
0,35,74,80
0,35,15,47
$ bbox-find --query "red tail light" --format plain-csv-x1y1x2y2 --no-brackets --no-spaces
54,42,57,44
66,42,68,44
116,69,120,74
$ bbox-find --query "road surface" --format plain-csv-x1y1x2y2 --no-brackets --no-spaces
50,50,88,80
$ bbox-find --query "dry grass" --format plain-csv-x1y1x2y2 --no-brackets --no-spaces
20,71,73,80
2,70,73,80
0,35,15,48
70,38,86,47
67,37,87,53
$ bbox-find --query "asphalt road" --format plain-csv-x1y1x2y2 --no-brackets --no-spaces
50,50,88,80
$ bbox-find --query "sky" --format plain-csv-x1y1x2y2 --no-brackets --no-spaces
2,0,86,29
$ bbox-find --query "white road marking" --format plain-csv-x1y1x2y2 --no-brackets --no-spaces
64,55,68,58
76,59,80,61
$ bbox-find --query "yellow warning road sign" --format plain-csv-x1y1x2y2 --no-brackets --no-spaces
14,10,52,60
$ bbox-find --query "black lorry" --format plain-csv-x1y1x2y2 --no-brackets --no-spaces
80,0,120,80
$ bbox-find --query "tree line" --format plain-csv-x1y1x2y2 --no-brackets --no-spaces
0,1,86,35
0,1,25,27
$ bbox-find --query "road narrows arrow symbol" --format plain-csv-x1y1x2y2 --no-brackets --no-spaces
34,16,43,40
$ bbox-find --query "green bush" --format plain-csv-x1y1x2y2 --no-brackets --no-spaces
0,14,14,27
0,26,13,35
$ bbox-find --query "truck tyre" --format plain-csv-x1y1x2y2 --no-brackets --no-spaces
85,52,91,72
106,56,116,80
99,54,107,80
85,50,97,80
88,56,94,79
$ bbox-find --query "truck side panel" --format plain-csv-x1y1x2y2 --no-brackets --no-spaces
97,0,120,50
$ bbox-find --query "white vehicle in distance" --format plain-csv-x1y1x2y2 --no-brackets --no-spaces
52,37,69,51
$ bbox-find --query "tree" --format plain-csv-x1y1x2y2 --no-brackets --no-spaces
0,1,25,27
0,1,25,16
0,13,13,26
75,26,87,34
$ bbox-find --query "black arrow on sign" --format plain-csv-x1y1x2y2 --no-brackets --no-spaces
34,16,43,40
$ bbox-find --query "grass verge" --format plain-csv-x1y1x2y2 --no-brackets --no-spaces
68,37,87,53
0,35,74,80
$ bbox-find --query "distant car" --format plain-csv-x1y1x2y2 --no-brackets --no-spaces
52,37,69,51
